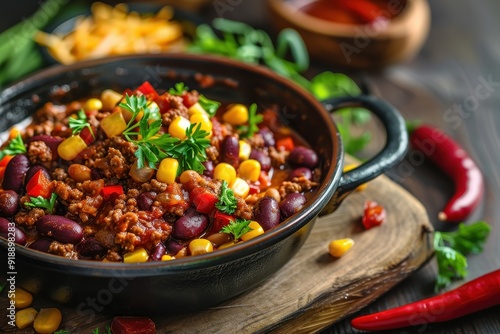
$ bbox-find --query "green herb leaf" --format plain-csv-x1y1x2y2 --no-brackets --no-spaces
69,109,94,138
221,218,253,240
216,180,238,214
434,221,491,291
170,123,211,174
198,94,220,117
24,193,58,214
238,103,262,139
168,82,188,96
0,133,26,160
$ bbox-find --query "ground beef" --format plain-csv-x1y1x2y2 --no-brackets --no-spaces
279,181,302,199
67,195,103,223
28,140,52,164
105,250,122,262
234,197,253,220
269,146,289,168
156,183,190,216
15,208,45,227
160,95,189,128
52,167,68,181
33,102,67,123
206,145,219,162
291,176,319,192
247,133,265,149
48,241,78,259
53,181,83,202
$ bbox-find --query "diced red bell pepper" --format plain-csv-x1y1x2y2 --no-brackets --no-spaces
182,92,198,108
211,210,235,234
0,155,13,168
249,183,261,195
26,169,52,199
101,185,124,199
276,137,295,151
111,316,156,334
122,88,134,97
0,167,6,181
135,81,159,100
190,187,218,214
79,125,96,146
362,200,386,229
258,171,271,190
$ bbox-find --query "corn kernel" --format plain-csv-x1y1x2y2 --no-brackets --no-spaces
240,221,264,241
10,288,33,309
161,254,175,261
328,238,355,258
222,104,248,125
343,164,367,191
219,241,236,250
9,127,20,140
214,163,237,186
57,136,88,161
15,307,38,329
157,158,179,184
188,102,209,117
239,141,251,160
123,247,149,263
190,113,212,138
83,98,103,112
231,177,250,198
101,111,127,138
168,116,191,140
188,239,213,256
101,89,123,109
33,308,62,333
238,159,261,182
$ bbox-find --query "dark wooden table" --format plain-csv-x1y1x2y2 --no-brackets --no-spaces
2,0,500,333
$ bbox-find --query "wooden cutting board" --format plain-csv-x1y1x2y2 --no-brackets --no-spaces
1,160,434,334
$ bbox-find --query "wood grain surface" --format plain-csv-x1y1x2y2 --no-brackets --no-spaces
0,158,433,333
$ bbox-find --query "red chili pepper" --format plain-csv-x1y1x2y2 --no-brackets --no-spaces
190,187,218,214
211,210,235,233
26,170,52,199
361,200,386,229
134,81,159,100
101,185,124,199
111,316,156,334
409,124,484,222
351,268,500,331
339,0,386,24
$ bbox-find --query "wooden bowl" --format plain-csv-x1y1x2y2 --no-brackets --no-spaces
268,0,431,68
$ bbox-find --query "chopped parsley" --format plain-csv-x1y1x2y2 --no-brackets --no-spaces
221,218,253,240
0,133,26,160
238,103,262,139
215,180,237,214
24,193,58,214
68,109,94,138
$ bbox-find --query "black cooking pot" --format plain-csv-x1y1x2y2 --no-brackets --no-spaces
0,54,407,316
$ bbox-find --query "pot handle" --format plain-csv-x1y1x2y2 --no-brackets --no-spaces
320,95,408,215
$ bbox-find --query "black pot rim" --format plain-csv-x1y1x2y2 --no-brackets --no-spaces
0,53,343,277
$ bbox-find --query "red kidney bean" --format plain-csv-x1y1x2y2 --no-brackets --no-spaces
279,193,307,219
259,127,275,147
250,149,271,172
288,146,318,168
148,242,166,261
172,208,208,240
220,136,240,167
202,160,214,178
27,135,63,160
0,217,27,245
36,215,84,244
76,237,107,258
2,154,30,194
165,238,184,255
289,167,312,181
137,191,156,211
28,238,53,253
0,190,19,217
25,165,51,187
254,197,281,231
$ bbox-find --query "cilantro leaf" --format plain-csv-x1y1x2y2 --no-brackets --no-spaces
24,193,58,214
170,123,211,174
434,221,491,291
0,133,26,160
221,218,253,240
198,94,220,117
68,109,94,138
238,103,262,139
216,180,237,214
168,82,188,96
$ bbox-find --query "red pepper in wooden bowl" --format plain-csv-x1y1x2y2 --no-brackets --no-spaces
351,268,500,331
408,124,484,223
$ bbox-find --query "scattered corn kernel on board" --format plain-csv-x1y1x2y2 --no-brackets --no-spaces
0,156,434,333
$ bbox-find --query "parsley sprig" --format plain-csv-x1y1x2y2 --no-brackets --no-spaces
434,221,491,291
216,180,237,214
169,123,211,173
238,103,262,139
0,133,26,160
120,94,179,169
69,109,94,138
169,82,188,96
24,193,58,214
221,218,253,240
